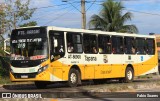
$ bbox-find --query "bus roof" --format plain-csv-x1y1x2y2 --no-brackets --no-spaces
15,26,155,39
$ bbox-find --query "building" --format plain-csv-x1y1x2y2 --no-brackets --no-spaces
155,34,160,60
155,34,160,50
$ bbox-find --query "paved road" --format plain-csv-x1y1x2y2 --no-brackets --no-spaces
0,75,160,100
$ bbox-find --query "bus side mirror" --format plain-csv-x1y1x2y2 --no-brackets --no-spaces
4,38,11,55
54,39,58,48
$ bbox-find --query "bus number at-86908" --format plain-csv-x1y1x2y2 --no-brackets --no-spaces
68,55,81,59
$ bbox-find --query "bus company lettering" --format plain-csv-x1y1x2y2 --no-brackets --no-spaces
17,29,40,35
68,55,81,59
85,55,97,61
27,29,40,34
101,70,112,74
18,31,25,35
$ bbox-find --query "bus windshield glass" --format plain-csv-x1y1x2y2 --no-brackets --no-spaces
10,27,48,60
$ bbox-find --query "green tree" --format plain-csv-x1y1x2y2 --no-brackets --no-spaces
4,0,37,35
19,21,37,27
0,4,6,35
89,0,138,33
0,5,5,56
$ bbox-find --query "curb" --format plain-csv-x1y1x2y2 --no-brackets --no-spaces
3,84,35,90
1,75,160,92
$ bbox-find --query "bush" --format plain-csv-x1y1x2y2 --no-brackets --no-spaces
0,56,10,77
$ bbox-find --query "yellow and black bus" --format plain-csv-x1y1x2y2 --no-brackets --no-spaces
9,26,158,88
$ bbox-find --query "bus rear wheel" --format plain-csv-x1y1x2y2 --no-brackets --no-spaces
35,81,47,89
119,67,134,83
68,68,80,87
124,67,134,83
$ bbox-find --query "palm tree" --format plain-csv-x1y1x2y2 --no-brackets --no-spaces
89,0,138,33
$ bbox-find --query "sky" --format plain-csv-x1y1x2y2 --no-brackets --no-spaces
1,0,160,35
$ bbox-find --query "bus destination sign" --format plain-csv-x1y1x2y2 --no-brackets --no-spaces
17,29,40,36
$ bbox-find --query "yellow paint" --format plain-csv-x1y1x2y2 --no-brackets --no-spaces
10,51,158,82
84,66,95,79
95,65,103,79
50,99,58,101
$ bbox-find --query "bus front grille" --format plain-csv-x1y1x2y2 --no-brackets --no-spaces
13,73,37,79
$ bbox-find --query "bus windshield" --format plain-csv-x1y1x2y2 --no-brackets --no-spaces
10,27,48,61
11,38,48,60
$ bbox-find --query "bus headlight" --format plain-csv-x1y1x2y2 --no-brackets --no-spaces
38,65,48,74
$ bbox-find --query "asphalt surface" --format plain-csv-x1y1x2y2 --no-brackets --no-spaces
0,75,160,101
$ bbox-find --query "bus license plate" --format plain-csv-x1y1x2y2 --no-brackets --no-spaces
21,75,28,78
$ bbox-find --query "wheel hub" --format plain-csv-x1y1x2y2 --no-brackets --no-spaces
127,70,132,80
70,73,77,83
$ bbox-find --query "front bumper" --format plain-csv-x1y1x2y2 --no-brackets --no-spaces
10,70,51,82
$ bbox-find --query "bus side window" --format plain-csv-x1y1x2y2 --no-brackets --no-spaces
112,36,124,54
98,35,111,54
67,32,83,53
124,37,135,54
146,39,155,55
83,34,97,54
136,38,145,54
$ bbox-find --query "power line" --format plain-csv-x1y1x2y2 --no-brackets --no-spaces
125,9,160,16
62,0,82,13
86,0,96,12
31,5,73,21
4,2,78,13
93,2,160,17
43,4,80,26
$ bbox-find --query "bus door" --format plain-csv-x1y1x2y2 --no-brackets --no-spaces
49,31,65,66
49,31,65,81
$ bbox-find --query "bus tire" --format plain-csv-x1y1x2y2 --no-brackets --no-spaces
68,68,80,87
35,81,47,89
124,67,134,83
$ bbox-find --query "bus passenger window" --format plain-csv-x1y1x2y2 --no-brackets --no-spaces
98,35,111,54
67,32,82,53
124,37,135,54
136,38,145,54
83,34,97,54
112,36,124,54
146,39,155,55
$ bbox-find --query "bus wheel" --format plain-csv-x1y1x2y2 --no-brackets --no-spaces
35,81,47,89
124,67,134,83
68,68,80,87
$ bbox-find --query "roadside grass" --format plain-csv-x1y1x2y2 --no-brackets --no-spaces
0,76,12,85
0,76,34,85
137,75,153,79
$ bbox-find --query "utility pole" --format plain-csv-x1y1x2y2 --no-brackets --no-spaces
81,0,86,29
62,0,86,29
